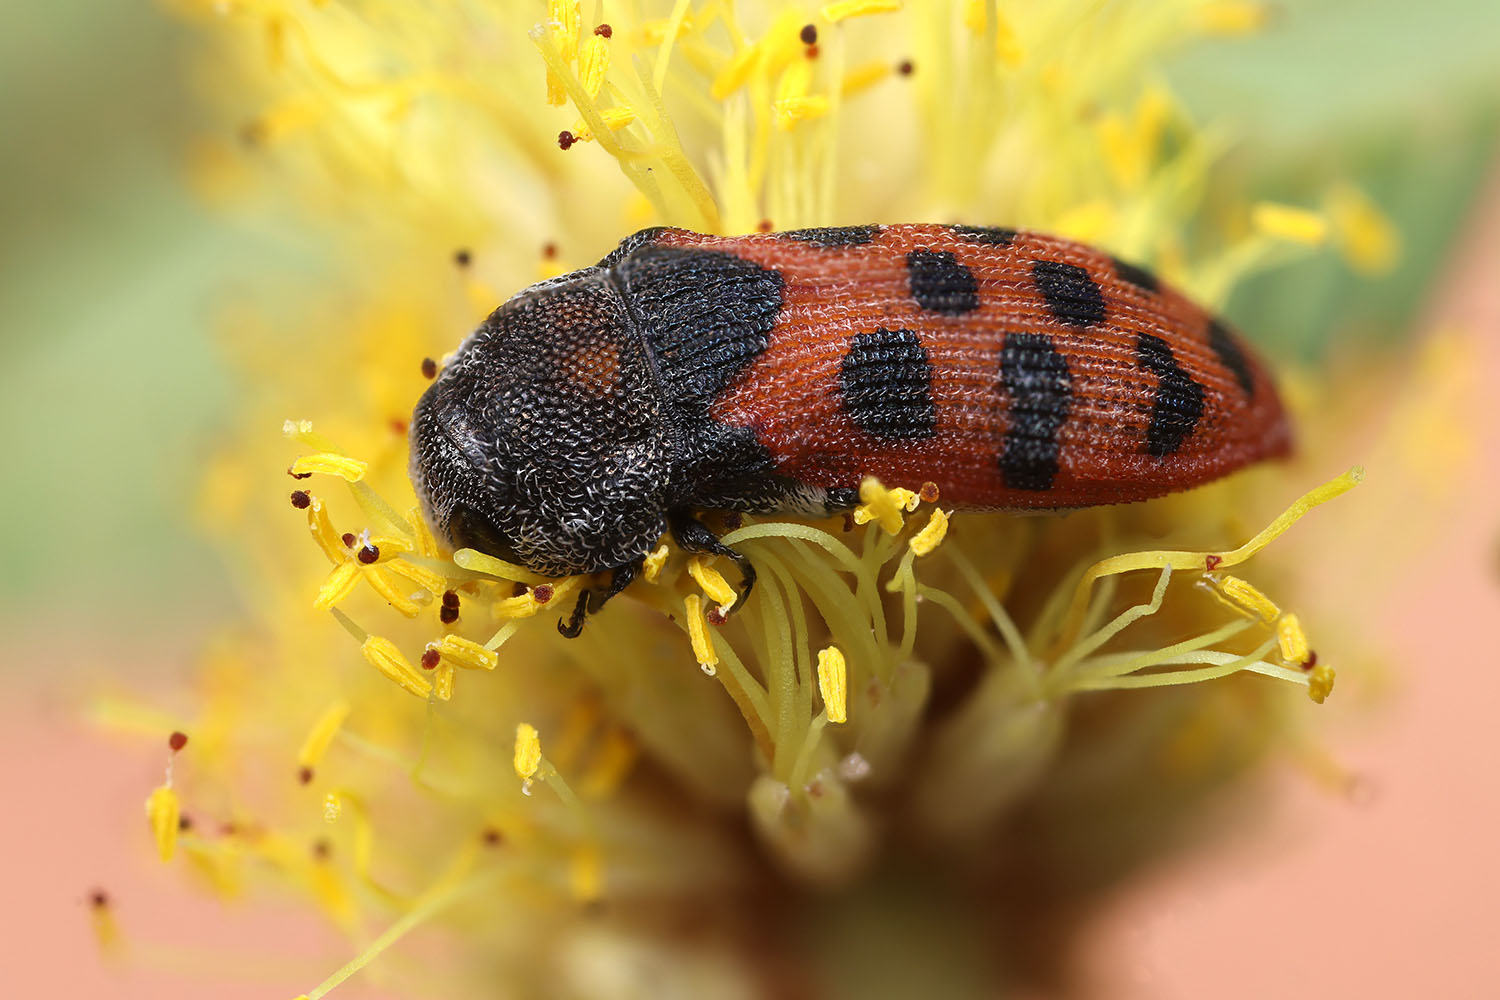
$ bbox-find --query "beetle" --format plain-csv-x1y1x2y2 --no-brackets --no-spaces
409,224,1291,636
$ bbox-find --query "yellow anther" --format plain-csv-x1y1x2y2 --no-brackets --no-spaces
547,0,580,59
776,55,813,102
852,478,918,535
289,452,368,482
433,662,455,701
909,508,950,556
359,636,433,698
1307,663,1336,704
1326,183,1399,276
513,723,542,780
710,44,759,100
688,555,737,609
774,95,830,130
993,11,1024,65
322,793,342,823
383,557,448,597
1194,1,1270,35
145,784,180,862
641,543,670,583
408,506,440,558
1219,575,1281,621
841,60,890,96
817,646,848,724
568,107,637,143
1277,613,1310,665
492,591,541,619
684,594,718,673
821,0,901,23
296,700,351,769
962,0,985,33
434,634,498,671
570,844,602,902
312,560,362,610
1251,202,1328,246
306,498,346,563
362,566,422,617
579,34,610,97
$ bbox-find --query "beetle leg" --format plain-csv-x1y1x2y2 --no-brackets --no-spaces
667,509,756,612
556,560,641,638
557,588,592,638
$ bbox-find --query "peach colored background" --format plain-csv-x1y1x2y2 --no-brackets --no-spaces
5,191,1497,1000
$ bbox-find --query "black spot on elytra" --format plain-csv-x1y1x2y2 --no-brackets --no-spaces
1208,318,1255,396
999,333,1072,491
615,246,783,410
839,327,937,441
1137,333,1205,456
907,250,979,315
781,225,881,247
1112,256,1159,295
612,245,787,510
1032,259,1106,327
951,225,1017,246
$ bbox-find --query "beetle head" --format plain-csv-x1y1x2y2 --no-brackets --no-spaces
409,272,673,576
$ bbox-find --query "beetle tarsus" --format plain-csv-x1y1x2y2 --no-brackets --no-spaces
558,589,591,638
667,509,756,612
556,560,641,638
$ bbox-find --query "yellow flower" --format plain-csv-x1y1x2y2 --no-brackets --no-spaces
109,2,1391,996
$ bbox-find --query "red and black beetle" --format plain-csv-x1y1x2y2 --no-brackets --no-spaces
410,224,1290,634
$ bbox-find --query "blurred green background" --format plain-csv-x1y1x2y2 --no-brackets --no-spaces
2,0,1497,646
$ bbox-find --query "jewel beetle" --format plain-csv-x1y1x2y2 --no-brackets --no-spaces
409,224,1291,635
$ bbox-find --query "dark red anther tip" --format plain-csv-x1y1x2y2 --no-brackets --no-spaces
441,590,461,609
168,731,188,752
542,242,558,260
453,248,472,267
594,23,612,38
799,24,817,45
481,826,504,846
919,481,940,503
757,218,774,233
421,648,441,670
706,606,728,626
290,490,311,509
558,130,577,151
89,889,110,909
357,544,380,564
438,605,459,625
421,357,439,379
897,59,915,76
533,584,555,604
1205,554,1222,571
287,466,312,480
298,766,314,785
341,532,357,548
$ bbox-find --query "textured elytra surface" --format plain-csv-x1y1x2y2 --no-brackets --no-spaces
639,224,1290,510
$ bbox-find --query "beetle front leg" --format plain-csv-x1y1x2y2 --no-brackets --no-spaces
667,509,756,612
556,560,641,638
